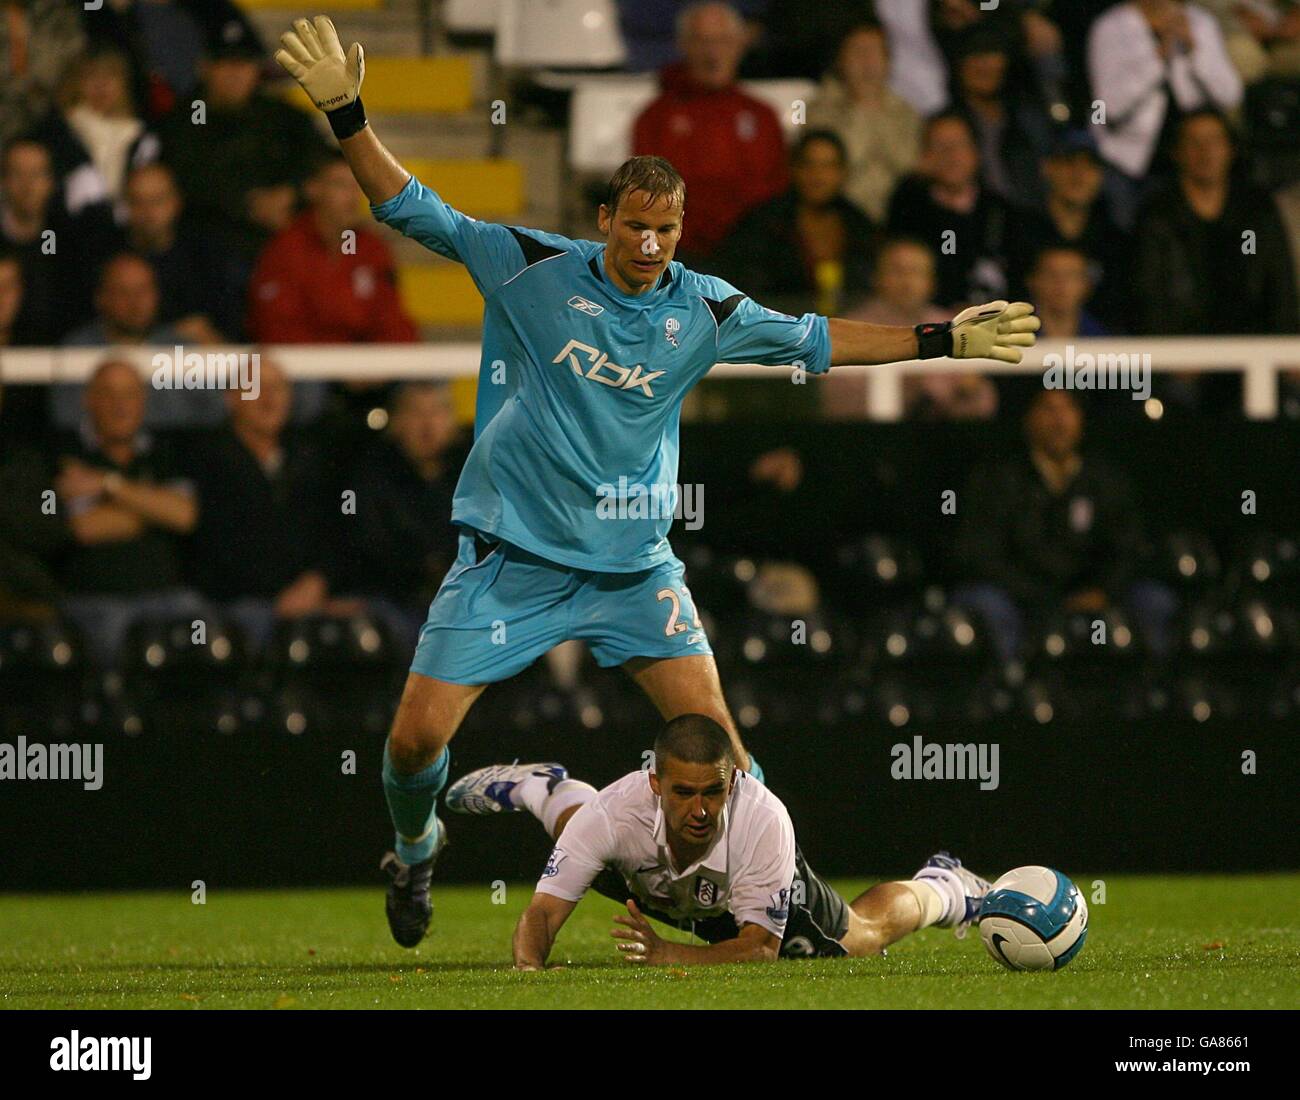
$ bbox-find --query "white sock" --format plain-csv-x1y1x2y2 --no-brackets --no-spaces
910,867,963,927
895,879,947,928
513,772,554,817
539,779,597,837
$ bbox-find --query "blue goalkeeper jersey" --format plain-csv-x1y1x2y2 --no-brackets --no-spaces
372,175,831,572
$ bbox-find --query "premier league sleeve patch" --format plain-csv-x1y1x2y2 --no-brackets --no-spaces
766,887,790,924
542,847,567,878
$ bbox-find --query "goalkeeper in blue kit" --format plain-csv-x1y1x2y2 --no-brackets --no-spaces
275,16,1040,948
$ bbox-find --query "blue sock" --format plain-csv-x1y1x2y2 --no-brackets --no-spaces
746,754,766,786
382,743,449,864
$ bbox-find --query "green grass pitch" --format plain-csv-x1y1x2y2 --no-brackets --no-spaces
2,875,1297,1009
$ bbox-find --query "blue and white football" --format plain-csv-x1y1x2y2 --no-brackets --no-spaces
978,866,1089,971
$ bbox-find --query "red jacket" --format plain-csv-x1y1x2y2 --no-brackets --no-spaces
633,63,789,259
247,211,417,343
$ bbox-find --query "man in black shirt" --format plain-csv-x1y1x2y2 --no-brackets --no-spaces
953,389,1175,662
1135,110,1298,337
157,33,330,264
116,162,245,341
53,358,202,666
343,383,464,647
1005,131,1130,331
188,358,351,650
886,113,1010,309
0,138,105,343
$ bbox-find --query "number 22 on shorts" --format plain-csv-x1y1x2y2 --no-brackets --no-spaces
656,586,703,643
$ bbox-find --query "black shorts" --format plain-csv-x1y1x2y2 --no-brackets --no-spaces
591,845,850,959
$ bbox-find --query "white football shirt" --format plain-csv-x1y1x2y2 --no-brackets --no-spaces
534,769,797,938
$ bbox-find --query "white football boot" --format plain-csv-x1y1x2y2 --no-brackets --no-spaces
913,851,992,938
445,762,568,815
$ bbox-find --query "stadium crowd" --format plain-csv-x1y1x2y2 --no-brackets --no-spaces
0,0,1297,724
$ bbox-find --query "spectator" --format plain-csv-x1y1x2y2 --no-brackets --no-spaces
709,130,877,317
845,238,949,329
885,113,1010,308
805,22,921,223
0,378,68,621
157,22,329,261
188,359,353,651
29,50,160,221
1134,109,1298,334
1025,246,1109,338
616,0,768,74
79,0,263,123
1200,0,1300,83
949,29,1055,211
343,383,465,645
56,253,230,432
1088,0,1243,227
931,0,1070,119
1005,131,1130,331
52,358,202,667
0,0,86,143
0,137,96,341
117,161,244,343
632,1,788,260
874,0,950,116
931,0,1025,63
953,389,1175,662
62,252,184,348
825,237,995,421
117,162,242,342
247,152,417,344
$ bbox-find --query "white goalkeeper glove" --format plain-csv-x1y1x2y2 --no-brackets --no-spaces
275,15,367,136
916,300,1041,363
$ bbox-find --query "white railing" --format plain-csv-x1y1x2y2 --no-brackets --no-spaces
2,337,1297,419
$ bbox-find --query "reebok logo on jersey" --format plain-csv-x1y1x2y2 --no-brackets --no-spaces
567,295,605,317
553,339,665,398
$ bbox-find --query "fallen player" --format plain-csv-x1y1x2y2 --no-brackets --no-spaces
445,714,991,967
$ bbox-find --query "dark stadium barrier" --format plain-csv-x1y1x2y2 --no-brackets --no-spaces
0,710,1293,891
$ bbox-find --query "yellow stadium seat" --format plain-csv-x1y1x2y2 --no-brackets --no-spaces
362,57,474,113
398,264,482,326
400,159,524,216
449,378,478,425
280,56,473,114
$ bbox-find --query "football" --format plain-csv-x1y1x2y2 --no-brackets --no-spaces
979,866,1089,971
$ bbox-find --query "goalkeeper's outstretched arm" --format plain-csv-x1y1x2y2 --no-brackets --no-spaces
334,127,410,207
828,301,1041,367
274,14,409,204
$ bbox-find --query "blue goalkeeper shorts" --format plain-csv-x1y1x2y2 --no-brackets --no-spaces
410,528,713,684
